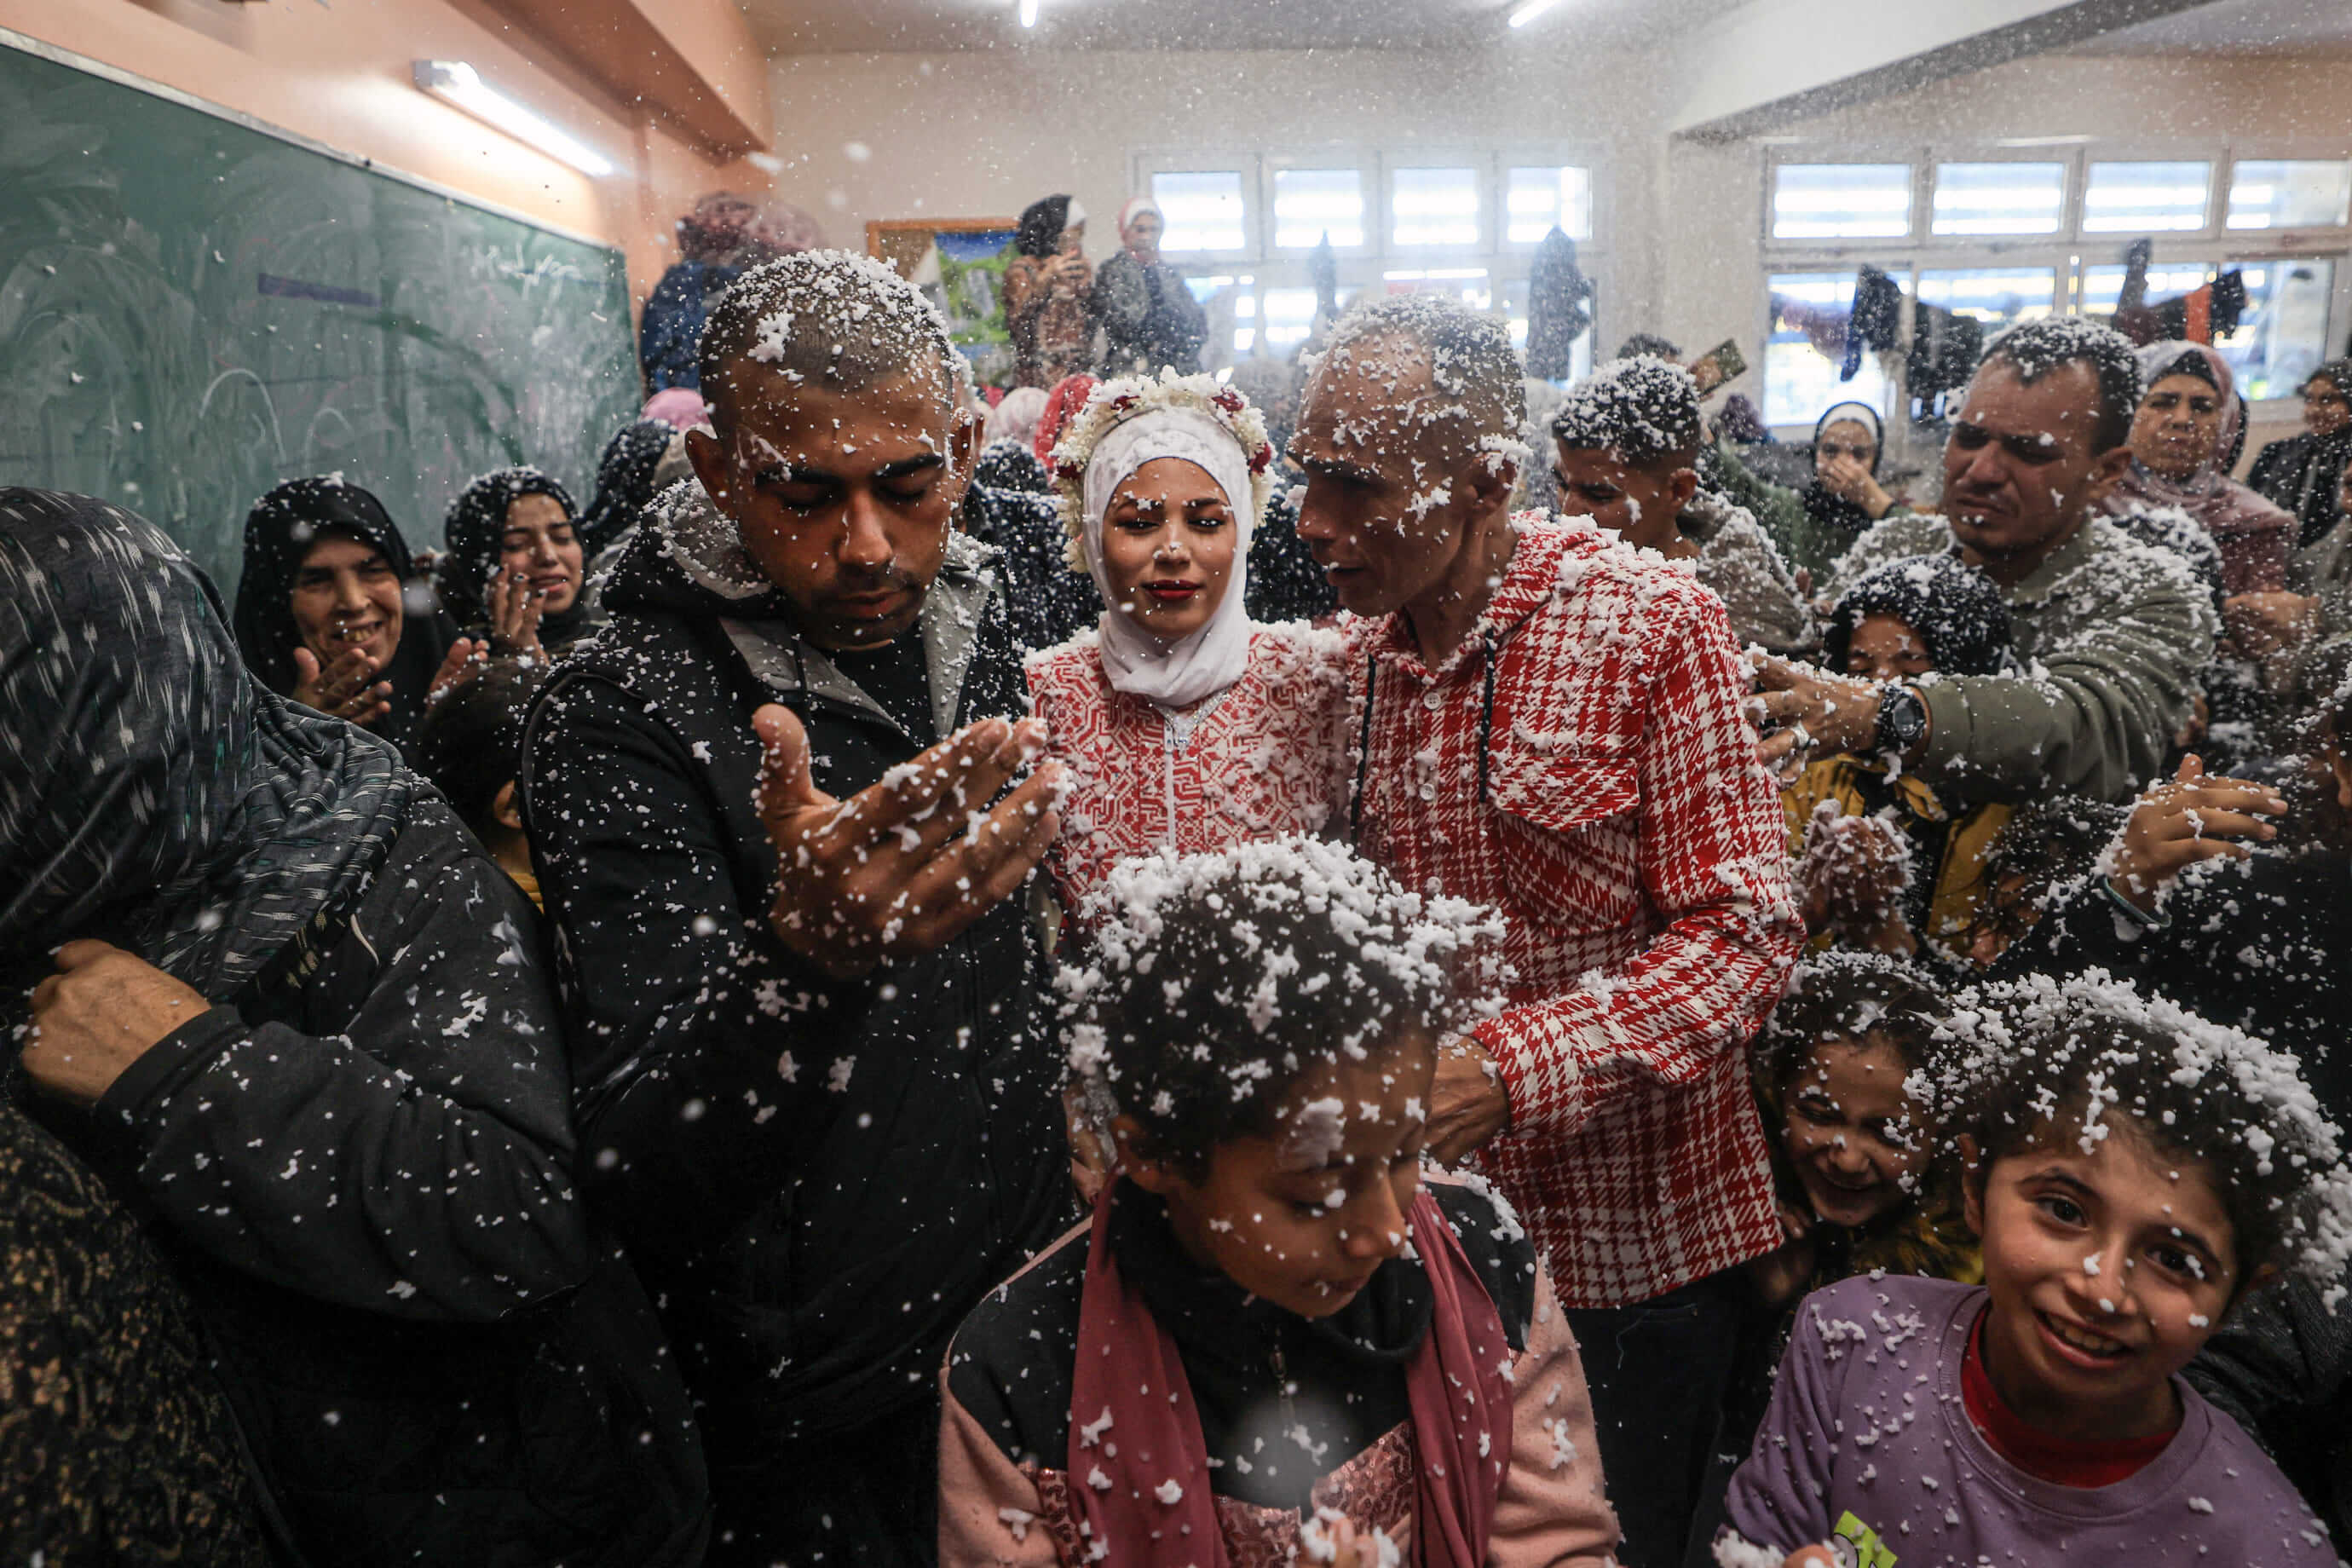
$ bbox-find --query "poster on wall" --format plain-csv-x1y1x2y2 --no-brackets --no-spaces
868,219,1018,388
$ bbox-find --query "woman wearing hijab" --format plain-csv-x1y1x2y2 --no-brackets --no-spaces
1093,196,1208,378
1003,194,1098,388
1,491,706,1565
1707,401,1905,581
1025,373,1353,917
580,418,681,559
2108,339,2294,595
2249,357,2352,549
233,476,466,747
437,465,600,659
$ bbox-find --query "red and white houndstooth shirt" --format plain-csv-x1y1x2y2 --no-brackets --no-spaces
1347,515,1801,1309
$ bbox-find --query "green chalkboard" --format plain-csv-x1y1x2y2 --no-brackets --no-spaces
0,32,640,594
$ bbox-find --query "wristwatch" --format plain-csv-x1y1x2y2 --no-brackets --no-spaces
1872,683,1928,756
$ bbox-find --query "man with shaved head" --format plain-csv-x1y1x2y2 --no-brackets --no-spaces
525,250,1069,1564
1294,296,1803,1565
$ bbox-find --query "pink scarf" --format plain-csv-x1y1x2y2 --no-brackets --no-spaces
1064,1186,1512,1565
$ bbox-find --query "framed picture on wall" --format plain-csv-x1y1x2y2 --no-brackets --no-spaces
868,218,1020,387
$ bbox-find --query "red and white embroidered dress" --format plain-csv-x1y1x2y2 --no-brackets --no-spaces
1029,626,1354,915
1347,515,1802,1309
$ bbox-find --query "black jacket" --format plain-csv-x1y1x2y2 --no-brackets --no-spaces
522,484,1069,1461
2186,1270,2352,1555
2248,427,2352,549
1991,846,2352,1126
81,798,706,1567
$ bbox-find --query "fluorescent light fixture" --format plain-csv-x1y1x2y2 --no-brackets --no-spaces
412,61,614,177
1018,0,1039,25
1508,0,1564,26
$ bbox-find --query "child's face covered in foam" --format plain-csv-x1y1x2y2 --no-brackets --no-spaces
1966,1117,2240,1444
1781,1034,1926,1230
1131,1032,1435,1319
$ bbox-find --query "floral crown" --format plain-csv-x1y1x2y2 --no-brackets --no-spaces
1047,367,1278,574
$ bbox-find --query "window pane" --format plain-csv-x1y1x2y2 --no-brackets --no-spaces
1917,268,2055,344
1151,170,1248,253
1391,167,1481,248
1931,162,2066,237
1763,271,1900,427
2083,160,2212,233
1260,286,1324,349
2079,260,2213,317
1771,164,1911,240
2216,258,2338,401
1273,169,1365,251
1381,268,1493,308
2227,159,2352,231
1506,165,1592,243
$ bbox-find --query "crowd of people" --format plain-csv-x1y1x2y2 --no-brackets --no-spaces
7,219,2352,1568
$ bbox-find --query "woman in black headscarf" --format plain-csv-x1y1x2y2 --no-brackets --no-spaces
1,490,706,1567
579,418,679,560
2249,357,2352,549
436,465,599,659
233,476,464,747
1002,193,1097,388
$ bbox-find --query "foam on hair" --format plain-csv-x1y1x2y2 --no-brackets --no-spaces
1550,355,1703,473
1316,294,1527,453
1979,316,2145,455
696,247,966,418
1057,836,1505,1179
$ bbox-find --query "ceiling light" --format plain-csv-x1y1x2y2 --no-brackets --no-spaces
1508,0,1564,27
412,61,615,178
1018,0,1040,26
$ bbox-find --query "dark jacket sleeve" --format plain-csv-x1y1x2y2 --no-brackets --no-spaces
639,264,708,393
524,672,838,1265
96,806,588,1322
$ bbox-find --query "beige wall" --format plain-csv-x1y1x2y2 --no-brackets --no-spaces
8,0,771,318
769,45,1668,338
1652,51,2352,458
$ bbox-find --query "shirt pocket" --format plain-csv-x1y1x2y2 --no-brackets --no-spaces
1485,748,1643,933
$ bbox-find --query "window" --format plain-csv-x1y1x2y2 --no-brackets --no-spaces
1381,268,1493,308
2217,258,2338,401
2079,260,2214,316
1272,168,1365,251
2227,159,2352,231
1259,286,1325,349
2082,160,2213,233
1390,166,1481,248
1763,271,1900,426
1150,170,1248,254
1772,164,1911,240
1930,162,2066,237
1917,267,2056,329
1506,164,1591,244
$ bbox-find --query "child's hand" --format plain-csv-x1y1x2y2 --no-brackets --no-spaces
1746,1201,1818,1306
2108,754,2286,914
1301,1508,1398,1568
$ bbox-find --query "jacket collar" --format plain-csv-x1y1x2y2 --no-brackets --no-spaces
721,530,1001,743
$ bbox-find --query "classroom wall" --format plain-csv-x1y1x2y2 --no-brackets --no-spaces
767,45,1669,341
1652,50,2352,458
5,0,771,322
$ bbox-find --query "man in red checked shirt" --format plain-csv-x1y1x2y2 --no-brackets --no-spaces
1293,297,1804,1568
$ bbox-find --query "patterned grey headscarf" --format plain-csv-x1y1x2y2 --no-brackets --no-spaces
0,490,411,998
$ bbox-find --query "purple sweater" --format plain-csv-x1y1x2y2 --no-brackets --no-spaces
1723,1275,2335,1566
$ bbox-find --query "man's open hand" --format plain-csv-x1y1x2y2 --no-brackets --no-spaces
753,705,1064,980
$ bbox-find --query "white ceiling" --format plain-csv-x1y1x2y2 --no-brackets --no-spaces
2072,0,2352,55
742,0,1753,55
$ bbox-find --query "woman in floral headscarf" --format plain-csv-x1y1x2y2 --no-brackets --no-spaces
1025,372,1352,917
2107,338,2295,595
638,193,824,391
